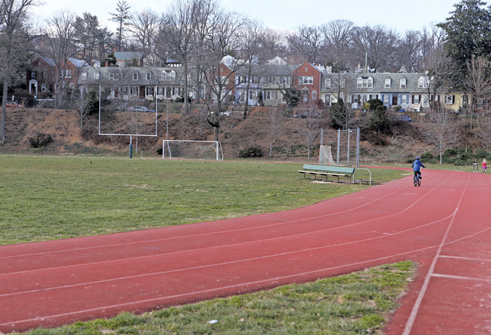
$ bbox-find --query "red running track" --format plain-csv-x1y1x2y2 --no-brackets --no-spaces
1,169,491,334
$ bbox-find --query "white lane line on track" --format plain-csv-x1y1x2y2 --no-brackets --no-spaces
0,177,430,260
402,173,470,335
431,273,491,282
439,255,491,262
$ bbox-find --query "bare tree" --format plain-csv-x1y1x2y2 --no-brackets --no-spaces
465,55,491,116
160,0,204,115
320,20,354,70
128,9,159,53
109,0,131,51
396,30,423,72
287,25,323,64
237,19,264,119
424,109,460,164
199,7,245,141
256,28,286,63
0,0,36,143
267,107,283,157
350,24,400,72
42,11,78,109
298,109,321,160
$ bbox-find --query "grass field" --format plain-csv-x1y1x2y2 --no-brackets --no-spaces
1,155,413,334
0,155,408,245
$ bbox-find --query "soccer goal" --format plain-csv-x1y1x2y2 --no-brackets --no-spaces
162,140,224,160
318,145,336,165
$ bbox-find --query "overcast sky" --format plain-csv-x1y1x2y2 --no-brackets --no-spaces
31,0,458,34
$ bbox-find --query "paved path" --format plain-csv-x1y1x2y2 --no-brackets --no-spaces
1,169,491,334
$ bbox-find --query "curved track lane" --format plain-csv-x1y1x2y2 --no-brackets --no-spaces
1,169,491,334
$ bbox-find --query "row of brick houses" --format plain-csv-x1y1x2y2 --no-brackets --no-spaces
27,54,468,112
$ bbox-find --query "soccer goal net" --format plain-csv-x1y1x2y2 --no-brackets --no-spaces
162,140,224,160
318,145,336,165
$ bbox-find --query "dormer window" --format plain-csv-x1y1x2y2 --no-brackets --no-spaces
357,76,373,88
133,72,139,80
81,72,87,80
385,79,391,88
418,76,429,88
325,78,331,88
400,78,406,88
146,72,152,80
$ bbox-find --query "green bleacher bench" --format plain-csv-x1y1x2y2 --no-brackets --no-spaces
298,164,355,183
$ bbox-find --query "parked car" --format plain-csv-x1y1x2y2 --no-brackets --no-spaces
294,111,321,119
128,106,155,112
6,102,23,108
393,115,412,122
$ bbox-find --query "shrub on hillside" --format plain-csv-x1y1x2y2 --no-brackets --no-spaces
28,133,53,148
474,148,488,159
238,146,263,158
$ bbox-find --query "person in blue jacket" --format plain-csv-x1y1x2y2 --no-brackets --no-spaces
412,156,425,180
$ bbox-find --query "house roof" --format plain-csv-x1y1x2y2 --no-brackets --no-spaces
114,51,144,61
78,66,187,86
321,72,429,93
68,58,89,68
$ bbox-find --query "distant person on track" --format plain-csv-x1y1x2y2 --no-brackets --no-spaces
483,159,487,173
412,156,425,180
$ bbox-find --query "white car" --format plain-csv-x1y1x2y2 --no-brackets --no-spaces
128,106,155,112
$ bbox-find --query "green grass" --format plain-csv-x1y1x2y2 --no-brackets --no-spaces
0,155,407,245
18,261,416,335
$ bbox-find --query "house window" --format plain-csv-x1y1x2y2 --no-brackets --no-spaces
446,95,455,105
402,95,407,104
299,76,313,85
31,71,36,78
400,78,406,88
94,72,100,80
267,76,274,84
412,95,420,104
109,73,116,80
41,83,46,92
281,76,290,85
325,78,331,88
81,72,87,80
146,72,152,80
385,79,391,88
69,83,75,88
133,72,139,80
61,70,72,78
130,86,138,96
312,90,317,101
146,87,154,96
357,76,373,88
340,78,345,88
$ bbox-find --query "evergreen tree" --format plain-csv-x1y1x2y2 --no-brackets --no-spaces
437,0,491,84
109,0,131,51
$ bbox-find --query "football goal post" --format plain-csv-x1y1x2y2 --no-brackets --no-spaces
162,140,224,160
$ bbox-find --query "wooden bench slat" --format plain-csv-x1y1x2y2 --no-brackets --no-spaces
299,164,355,183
